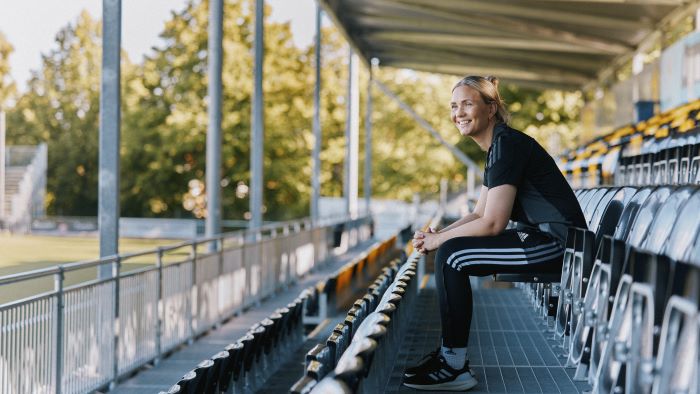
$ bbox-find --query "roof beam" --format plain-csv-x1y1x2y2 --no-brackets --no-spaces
353,14,523,38
397,0,652,30
378,44,606,72
534,0,682,4
367,31,615,54
386,61,586,87
375,45,595,82
359,0,632,54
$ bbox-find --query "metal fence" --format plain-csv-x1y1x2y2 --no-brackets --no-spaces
0,215,372,394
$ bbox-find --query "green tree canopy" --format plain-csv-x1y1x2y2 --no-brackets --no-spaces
0,31,15,108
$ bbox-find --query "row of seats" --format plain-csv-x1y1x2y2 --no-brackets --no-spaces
157,233,402,393
158,296,306,394
291,257,412,393
560,99,700,189
291,254,418,394
616,137,700,187
304,235,401,325
511,185,700,393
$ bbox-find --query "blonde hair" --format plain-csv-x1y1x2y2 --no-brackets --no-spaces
452,75,510,124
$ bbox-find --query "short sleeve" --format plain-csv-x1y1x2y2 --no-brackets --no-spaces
486,134,530,188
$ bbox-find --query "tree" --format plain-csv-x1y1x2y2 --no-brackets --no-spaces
6,11,103,215
0,31,15,108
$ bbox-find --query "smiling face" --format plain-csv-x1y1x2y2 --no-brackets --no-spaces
450,85,496,139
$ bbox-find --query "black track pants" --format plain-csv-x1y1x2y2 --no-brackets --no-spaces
434,229,564,348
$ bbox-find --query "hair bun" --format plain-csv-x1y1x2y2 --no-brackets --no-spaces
485,75,499,89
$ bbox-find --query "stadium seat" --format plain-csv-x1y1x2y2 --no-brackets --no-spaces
309,377,353,394
219,342,244,393
651,296,698,394
306,344,332,380
566,187,638,372
158,384,181,394
176,370,201,394
191,359,216,394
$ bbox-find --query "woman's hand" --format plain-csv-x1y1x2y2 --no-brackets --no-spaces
413,227,439,254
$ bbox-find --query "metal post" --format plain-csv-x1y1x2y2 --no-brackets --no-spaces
440,178,448,211
344,48,359,218
364,67,372,217
250,0,264,229
99,0,121,278
110,258,120,389
189,242,197,343
54,267,65,394
206,0,223,243
311,5,322,225
0,110,5,221
154,248,163,365
467,167,476,200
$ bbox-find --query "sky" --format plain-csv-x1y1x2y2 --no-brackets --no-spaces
0,0,317,92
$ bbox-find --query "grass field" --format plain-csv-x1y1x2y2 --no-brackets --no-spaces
0,234,183,304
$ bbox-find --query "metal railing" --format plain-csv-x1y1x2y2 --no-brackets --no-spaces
0,215,372,394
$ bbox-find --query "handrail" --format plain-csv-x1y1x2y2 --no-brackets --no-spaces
0,214,374,394
0,213,366,285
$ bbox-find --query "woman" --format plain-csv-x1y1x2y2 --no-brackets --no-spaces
403,76,586,391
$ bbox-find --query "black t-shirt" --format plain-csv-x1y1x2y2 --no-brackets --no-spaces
483,123,586,242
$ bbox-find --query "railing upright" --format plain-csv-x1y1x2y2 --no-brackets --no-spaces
54,266,64,394
189,241,197,344
111,258,121,390
155,248,164,365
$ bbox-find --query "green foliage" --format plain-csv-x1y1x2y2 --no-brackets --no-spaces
6,11,102,215
0,31,15,108
4,0,583,221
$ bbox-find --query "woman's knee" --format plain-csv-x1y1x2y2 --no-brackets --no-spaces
435,237,478,270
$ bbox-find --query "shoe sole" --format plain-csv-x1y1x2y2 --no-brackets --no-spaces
403,377,478,391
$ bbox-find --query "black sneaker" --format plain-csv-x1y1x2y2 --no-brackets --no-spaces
402,355,478,391
404,347,441,377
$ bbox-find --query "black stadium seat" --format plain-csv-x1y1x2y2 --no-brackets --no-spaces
176,370,200,394
219,342,244,393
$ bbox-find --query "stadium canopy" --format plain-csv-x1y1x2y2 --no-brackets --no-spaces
318,0,697,89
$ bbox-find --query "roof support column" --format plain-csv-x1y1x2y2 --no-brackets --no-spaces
251,0,264,229
99,0,121,278
206,0,223,240
344,48,359,219
311,5,322,224
364,66,372,216
0,111,5,221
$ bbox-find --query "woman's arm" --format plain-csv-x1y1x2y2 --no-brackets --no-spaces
413,186,488,252
438,186,488,233
419,184,516,251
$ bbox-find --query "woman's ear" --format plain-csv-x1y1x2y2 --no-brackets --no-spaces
489,102,497,119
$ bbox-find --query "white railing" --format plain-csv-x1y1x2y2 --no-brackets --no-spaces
0,215,372,394
7,143,47,232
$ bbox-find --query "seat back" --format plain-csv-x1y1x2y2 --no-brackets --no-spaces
583,188,609,225
625,187,673,248
613,187,653,241
592,187,637,248
588,188,619,230
640,186,695,254
663,189,700,261
651,296,698,394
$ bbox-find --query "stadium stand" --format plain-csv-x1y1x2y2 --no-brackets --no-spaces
156,233,403,394
561,100,700,189
278,181,700,393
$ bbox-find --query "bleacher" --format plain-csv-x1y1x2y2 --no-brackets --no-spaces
152,232,403,394
142,87,700,394
272,106,700,392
